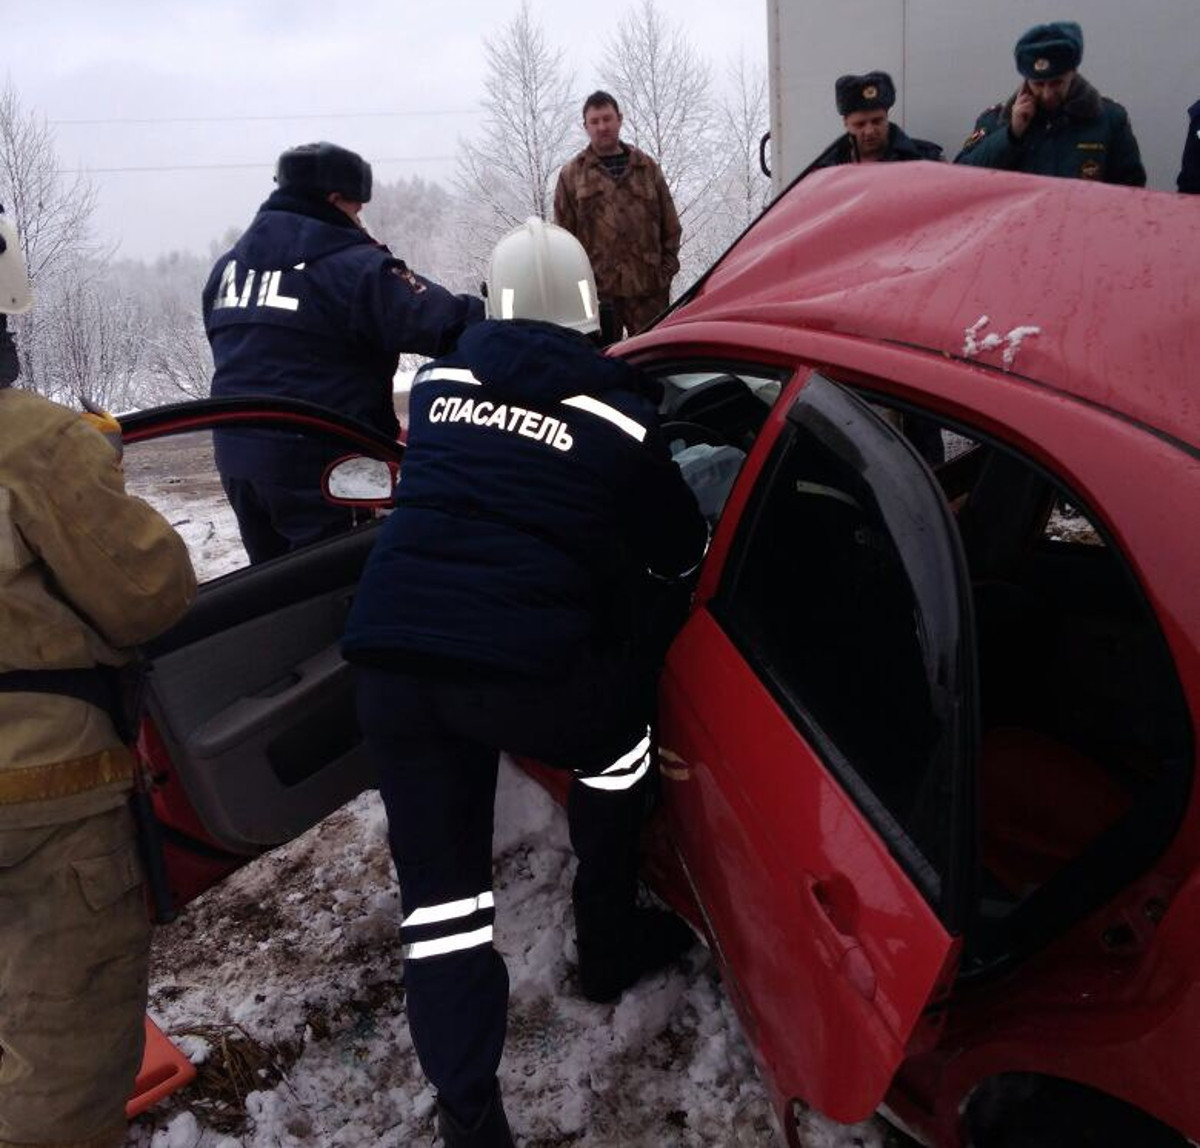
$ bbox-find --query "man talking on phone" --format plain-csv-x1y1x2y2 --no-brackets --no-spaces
955,21,1145,186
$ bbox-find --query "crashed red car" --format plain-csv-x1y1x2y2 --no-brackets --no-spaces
126,163,1199,1146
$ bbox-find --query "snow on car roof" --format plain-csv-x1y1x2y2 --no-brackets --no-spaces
663,163,1200,452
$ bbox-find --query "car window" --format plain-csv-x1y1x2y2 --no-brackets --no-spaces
121,406,397,582
123,430,249,580
652,362,790,527
714,374,975,921
861,394,1191,971
655,364,787,453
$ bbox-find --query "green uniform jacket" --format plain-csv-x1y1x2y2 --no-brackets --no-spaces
955,74,1145,187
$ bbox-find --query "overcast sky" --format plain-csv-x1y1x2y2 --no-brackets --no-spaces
5,0,767,261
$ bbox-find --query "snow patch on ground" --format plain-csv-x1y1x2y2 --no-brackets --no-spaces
127,763,885,1146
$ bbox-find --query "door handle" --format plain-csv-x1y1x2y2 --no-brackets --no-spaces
806,875,878,1002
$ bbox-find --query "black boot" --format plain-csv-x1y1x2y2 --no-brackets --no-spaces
576,904,697,1004
436,1081,515,1148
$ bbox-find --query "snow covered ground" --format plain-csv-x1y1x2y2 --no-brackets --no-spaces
122,446,888,1148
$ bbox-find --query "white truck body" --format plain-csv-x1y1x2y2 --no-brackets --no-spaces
766,0,1198,193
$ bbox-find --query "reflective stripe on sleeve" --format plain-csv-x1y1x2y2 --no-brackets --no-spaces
403,891,495,929
404,925,495,960
417,367,484,387
561,395,647,442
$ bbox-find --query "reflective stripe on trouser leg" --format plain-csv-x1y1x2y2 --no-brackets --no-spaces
569,725,654,939
402,890,496,959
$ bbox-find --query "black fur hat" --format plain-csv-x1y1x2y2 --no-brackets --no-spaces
275,142,373,203
835,72,896,116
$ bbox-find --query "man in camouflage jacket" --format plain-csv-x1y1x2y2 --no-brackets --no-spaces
956,21,1145,187
554,90,682,342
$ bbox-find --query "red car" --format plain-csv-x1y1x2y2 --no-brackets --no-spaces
126,163,1199,1146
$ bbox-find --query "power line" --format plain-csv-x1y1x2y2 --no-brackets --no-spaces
57,155,456,175
50,108,478,126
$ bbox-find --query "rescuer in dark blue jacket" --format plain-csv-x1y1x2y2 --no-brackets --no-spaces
202,142,482,563
343,219,708,1148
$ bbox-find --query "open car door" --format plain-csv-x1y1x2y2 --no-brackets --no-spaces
119,398,402,909
658,373,977,1125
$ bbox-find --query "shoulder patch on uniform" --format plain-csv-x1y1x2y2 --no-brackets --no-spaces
390,262,427,294
962,127,987,150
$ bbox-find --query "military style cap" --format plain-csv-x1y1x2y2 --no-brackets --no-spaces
275,141,373,203
1014,21,1083,79
835,72,896,117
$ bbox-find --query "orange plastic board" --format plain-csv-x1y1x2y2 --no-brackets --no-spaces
126,1016,197,1118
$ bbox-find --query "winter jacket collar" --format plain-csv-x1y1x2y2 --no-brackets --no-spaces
1003,73,1105,127
232,188,379,270
577,142,654,175
812,123,939,168
258,188,365,231
451,319,659,405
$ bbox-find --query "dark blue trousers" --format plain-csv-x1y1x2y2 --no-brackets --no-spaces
221,474,361,565
355,652,655,1126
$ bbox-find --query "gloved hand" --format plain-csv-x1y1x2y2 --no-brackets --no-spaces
79,396,124,460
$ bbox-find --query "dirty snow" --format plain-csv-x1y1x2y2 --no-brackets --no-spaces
122,454,887,1148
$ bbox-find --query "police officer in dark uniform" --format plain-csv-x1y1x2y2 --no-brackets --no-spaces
1178,100,1200,194
956,22,1145,186
202,142,482,564
342,218,708,1147
808,71,943,171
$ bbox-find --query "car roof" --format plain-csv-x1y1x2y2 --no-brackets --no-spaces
662,164,1200,452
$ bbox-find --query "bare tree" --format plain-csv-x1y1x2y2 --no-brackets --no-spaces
109,249,216,404
144,295,212,402
453,2,576,273
40,269,148,410
0,80,99,393
0,81,96,285
719,55,771,236
600,0,728,278
364,174,457,282
684,55,772,273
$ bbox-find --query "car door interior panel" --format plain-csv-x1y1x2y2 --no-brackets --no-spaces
144,524,380,855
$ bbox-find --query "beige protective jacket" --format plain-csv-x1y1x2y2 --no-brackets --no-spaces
553,143,682,301
0,388,196,828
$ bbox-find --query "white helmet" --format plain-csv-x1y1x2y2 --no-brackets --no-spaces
0,216,32,315
485,217,600,335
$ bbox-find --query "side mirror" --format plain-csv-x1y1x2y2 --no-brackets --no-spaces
322,456,396,507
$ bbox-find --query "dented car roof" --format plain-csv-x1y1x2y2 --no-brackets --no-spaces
661,163,1200,452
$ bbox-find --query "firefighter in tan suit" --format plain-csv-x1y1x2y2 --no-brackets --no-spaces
0,211,197,1148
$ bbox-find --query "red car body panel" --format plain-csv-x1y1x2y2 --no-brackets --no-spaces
618,167,1200,1141
659,609,960,1123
